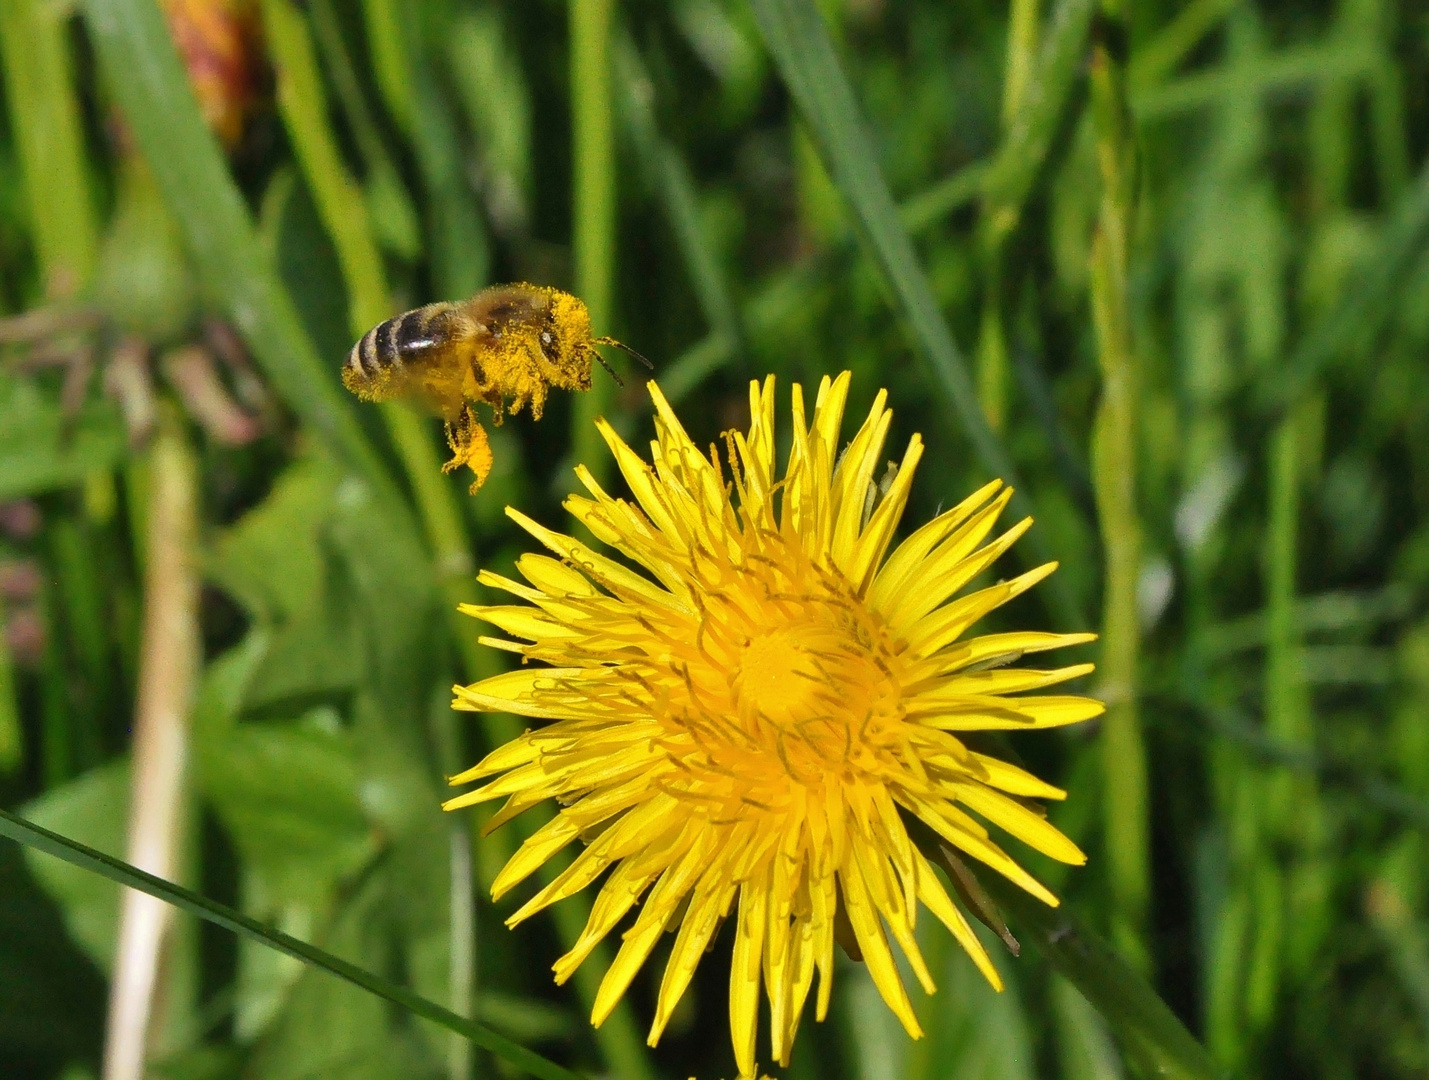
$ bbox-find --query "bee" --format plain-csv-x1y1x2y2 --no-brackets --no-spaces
343,283,650,493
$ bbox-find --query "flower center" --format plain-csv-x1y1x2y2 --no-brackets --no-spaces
725,601,901,781
734,623,841,726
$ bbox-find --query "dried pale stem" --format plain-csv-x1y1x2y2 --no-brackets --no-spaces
104,411,200,1080
1089,9,1150,972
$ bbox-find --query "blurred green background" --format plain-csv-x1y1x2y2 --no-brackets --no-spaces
1,0,1428,1077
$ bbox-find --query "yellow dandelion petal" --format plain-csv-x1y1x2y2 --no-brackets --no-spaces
446,374,1101,1072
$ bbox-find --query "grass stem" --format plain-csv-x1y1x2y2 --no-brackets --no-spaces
1088,5,1150,971
569,0,619,494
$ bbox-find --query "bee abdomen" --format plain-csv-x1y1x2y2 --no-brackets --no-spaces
345,304,453,386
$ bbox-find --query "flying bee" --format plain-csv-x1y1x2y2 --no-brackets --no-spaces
343,283,650,493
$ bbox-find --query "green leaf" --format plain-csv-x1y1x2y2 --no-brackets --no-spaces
0,808,585,1080
0,372,125,502
18,758,130,971
207,454,361,712
202,715,375,908
208,453,343,625
243,862,435,1079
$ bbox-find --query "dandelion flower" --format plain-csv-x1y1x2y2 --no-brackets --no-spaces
445,373,1101,1077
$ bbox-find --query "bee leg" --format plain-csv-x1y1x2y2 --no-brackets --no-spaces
517,345,550,420
528,378,549,422
441,405,495,494
485,387,506,426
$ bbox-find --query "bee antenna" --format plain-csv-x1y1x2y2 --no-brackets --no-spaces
592,336,654,371
591,348,625,387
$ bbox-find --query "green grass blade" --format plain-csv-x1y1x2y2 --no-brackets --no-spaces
409,54,491,300
1088,6,1150,971
308,0,421,260
1132,42,1374,123
747,0,1084,628
360,0,414,134
79,0,398,504
1258,158,1429,415
0,808,584,1080
1128,0,1239,89
0,0,99,298
747,0,994,464
983,876,1222,1080
899,161,990,236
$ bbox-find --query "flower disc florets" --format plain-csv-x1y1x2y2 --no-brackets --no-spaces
445,373,1102,1078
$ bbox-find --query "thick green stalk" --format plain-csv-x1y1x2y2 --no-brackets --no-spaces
0,0,98,297
1088,6,1149,971
1265,419,1307,776
569,0,619,491
1003,0,1041,128
976,0,1040,431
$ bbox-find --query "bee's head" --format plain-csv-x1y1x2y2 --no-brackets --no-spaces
541,291,596,391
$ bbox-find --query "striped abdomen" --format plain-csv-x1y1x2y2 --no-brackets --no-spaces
344,303,457,390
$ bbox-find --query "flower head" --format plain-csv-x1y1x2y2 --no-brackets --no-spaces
445,373,1101,1076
